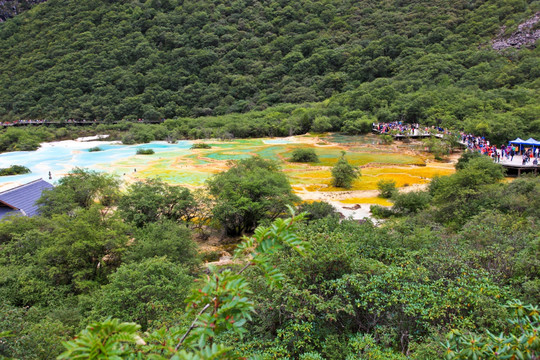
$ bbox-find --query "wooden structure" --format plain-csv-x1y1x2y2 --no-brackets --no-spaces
372,128,467,146
1,119,164,128
501,163,539,177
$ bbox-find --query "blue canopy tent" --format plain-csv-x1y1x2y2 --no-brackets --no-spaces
509,137,540,154
524,138,540,156
524,138,540,145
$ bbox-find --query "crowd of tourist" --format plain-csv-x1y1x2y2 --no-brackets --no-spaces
374,121,456,137
374,122,539,167
459,133,538,165
0,119,50,126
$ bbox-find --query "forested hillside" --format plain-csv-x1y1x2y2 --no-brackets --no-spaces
0,0,538,140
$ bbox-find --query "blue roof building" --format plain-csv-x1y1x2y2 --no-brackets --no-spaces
0,179,53,220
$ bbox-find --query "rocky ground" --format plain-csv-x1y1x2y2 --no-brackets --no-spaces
492,11,540,50
0,0,46,22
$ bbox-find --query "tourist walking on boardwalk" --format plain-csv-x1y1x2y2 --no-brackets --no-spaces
522,149,531,165
510,147,515,161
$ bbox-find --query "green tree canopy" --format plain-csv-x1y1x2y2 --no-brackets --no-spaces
118,179,196,227
206,156,299,235
124,220,199,269
290,148,319,163
87,258,193,331
331,152,360,188
0,207,128,306
37,168,120,216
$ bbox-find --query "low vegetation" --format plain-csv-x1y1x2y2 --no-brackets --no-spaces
135,148,154,155
331,151,360,188
0,153,538,359
297,200,338,221
0,164,30,176
206,157,299,235
87,146,102,152
377,179,397,198
190,143,211,149
290,148,319,163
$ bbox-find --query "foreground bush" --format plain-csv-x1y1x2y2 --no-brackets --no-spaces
455,150,483,170
370,204,395,218
207,157,299,235
87,258,193,331
444,300,539,360
298,201,338,221
58,212,309,359
36,168,120,215
392,191,431,214
118,179,196,227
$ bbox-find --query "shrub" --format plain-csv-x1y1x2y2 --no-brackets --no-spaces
331,152,360,188
88,146,102,152
380,134,393,144
455,150,482,170
445,300,540,360
88,258,193,331
118,179,196,227
290,148,319,162
423,137,450,160
370,204,395,218
125,220,199,268
298,201,338,221
0,165,31,176
377,179,396,198
201,250,221,263
206,157,299,235
121,134,135,144
392,191,431,214
190,143,211,149
36,168,121,215
136,148,154,155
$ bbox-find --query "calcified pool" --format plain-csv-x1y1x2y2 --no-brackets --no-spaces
0,134,455,213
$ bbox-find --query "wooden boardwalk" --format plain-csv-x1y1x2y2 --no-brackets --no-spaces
373,127,538,176
373,128,446,139
372,128,467,146
499,158,539,176
1,120,164,128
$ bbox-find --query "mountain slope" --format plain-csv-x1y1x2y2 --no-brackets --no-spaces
0,0,538,123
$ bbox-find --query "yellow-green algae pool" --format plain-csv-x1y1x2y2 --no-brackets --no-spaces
0,134,457,209
111,134,455,208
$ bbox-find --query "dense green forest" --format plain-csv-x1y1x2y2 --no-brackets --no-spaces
0,0,539,143
0,156,538,359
